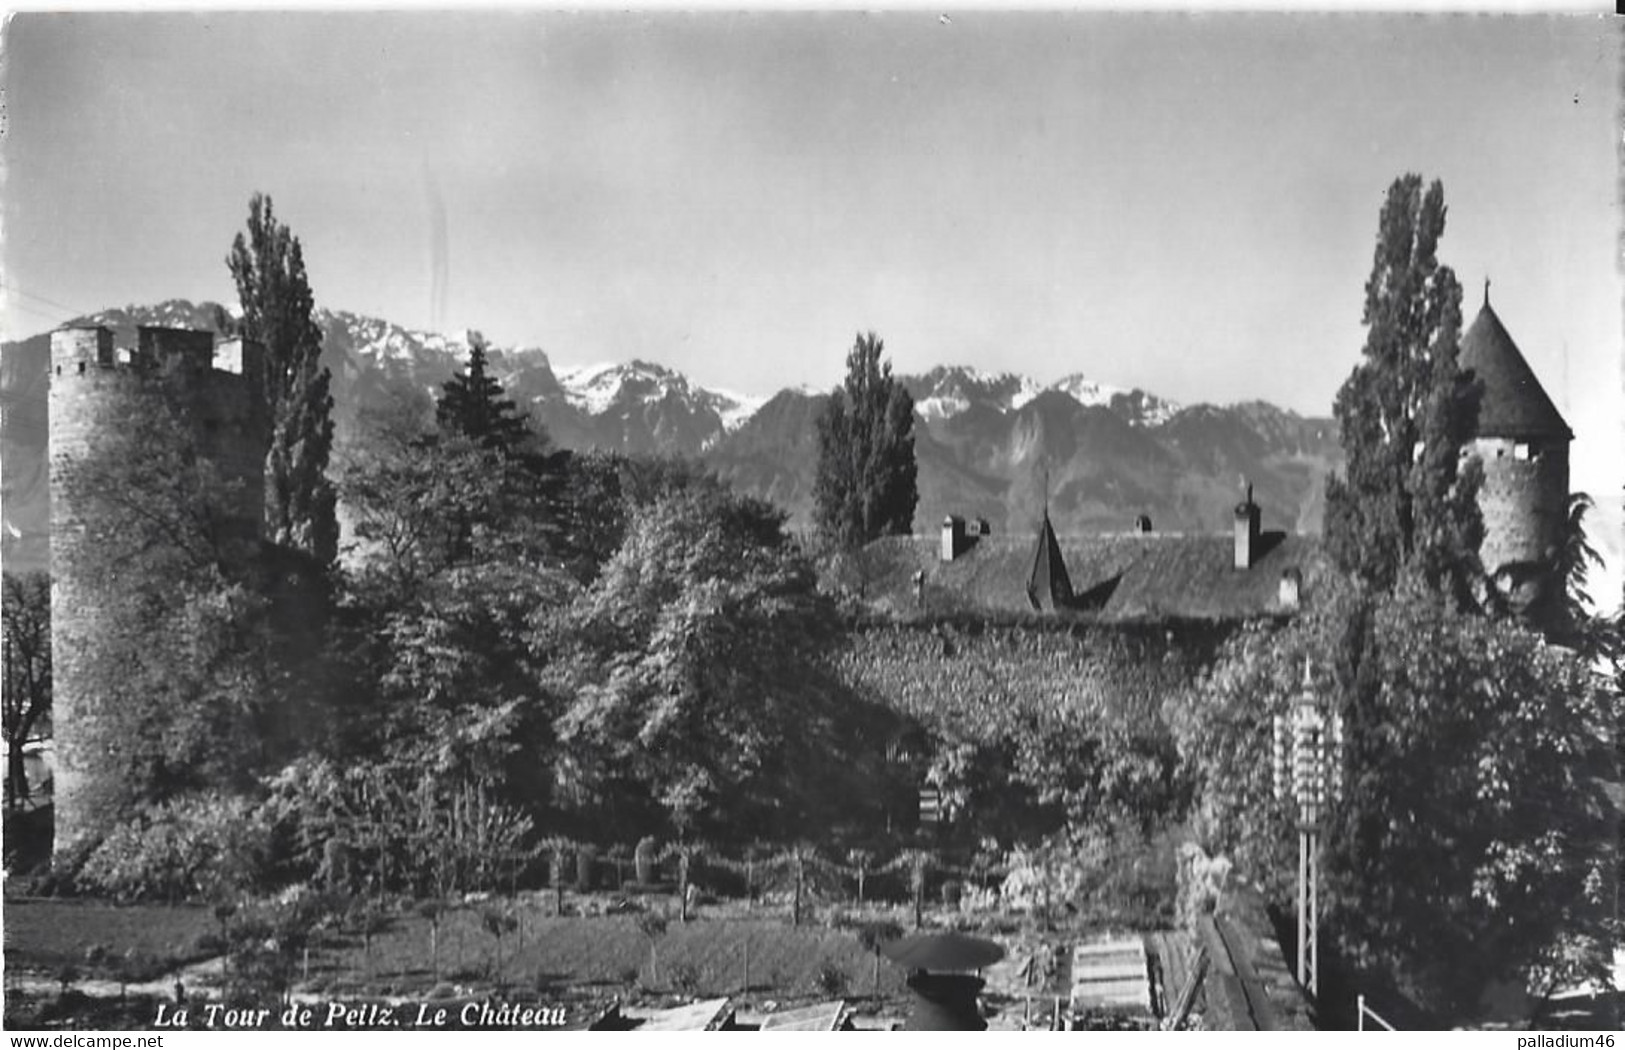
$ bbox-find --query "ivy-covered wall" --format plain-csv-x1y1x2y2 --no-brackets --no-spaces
830,615,1238,738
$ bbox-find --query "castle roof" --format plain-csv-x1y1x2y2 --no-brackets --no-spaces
1459,301,1572,441
834,528,1325,623
1026,512,1074,611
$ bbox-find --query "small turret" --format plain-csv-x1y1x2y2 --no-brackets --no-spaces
1459,295,1571,628
50,325,114,376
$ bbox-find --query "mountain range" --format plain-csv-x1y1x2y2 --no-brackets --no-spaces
0,300,1342,572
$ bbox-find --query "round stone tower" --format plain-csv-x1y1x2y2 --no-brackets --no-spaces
1458,291,1572,628
48,324,268,859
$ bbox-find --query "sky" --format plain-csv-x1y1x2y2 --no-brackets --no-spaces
3,11,1620,606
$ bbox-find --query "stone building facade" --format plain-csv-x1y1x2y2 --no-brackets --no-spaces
47,324,268,857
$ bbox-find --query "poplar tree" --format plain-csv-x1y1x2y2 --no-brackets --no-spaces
813,332,918,548
227,193,339,569
1324,175,1483,606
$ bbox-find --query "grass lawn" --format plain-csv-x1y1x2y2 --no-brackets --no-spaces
330,904,912,1005
4,894,935,1014
3,898,216,974
5,888,1099,1031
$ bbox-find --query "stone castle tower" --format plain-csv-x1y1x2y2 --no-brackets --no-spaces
1458,290,1573,627
47,324,269,857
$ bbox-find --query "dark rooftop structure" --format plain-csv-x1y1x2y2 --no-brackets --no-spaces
1026,511,1075,612
837,519,1324,623
1459,296,1573,440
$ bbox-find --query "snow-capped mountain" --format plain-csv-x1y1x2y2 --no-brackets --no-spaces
555,360,764,439
321,309,477,369
902,365,1180,427
904,366,1046,421
0,300,1341,572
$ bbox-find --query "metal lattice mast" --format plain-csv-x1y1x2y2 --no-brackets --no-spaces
1272,656,1340,997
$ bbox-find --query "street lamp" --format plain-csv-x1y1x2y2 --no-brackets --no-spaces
1271,657,1342,996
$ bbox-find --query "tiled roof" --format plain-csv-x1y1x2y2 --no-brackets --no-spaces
836,527,1326,622
1459,302,1572,440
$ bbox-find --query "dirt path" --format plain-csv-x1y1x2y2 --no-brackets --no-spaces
7,956,223,1003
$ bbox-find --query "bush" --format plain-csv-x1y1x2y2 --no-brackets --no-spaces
634,836,659,884
669,962,703,995
79,794,269,902
815,961,849,998
1175,842,1231,934
576,845,597,890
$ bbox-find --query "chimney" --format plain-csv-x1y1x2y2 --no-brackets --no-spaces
216,336,265,392
1233,481,1260,570
1279,568,1302,610
941,516,966,562
1135,513,1153,534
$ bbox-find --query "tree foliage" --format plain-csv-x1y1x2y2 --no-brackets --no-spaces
436,332,536,457
1325,175,1483,606
258,757,535,898
228,192,339,569
1552,492,1617,660
340,404,574,805
2,571,51,809
551,479,892,840
1175,579,1615,1016
77,794,269,903
813,332,918,548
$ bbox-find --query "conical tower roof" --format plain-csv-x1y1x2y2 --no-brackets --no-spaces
1459,299,1572,440
1026,511,1074,612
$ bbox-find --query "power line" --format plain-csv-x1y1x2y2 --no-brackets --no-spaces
0,279,87,322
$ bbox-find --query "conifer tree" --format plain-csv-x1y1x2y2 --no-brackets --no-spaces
1324,175,1483,606
227,193,339,569
435,332,534,456
813,332,918,548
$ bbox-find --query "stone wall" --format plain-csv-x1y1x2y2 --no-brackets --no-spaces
47,328,268,858
1474,436,1568,573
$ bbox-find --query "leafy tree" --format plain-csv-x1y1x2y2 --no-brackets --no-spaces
2,571,50,810
551,480,884,840
228,192,339,569
1551,492,1617,660
481,906,519,985
1324,175,1483,606
813,332,918,547
417,900,446,981
1175,579,1615,1017
341,408,574,799
846,847,874,905
539,835,576,916
436,332,536,457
